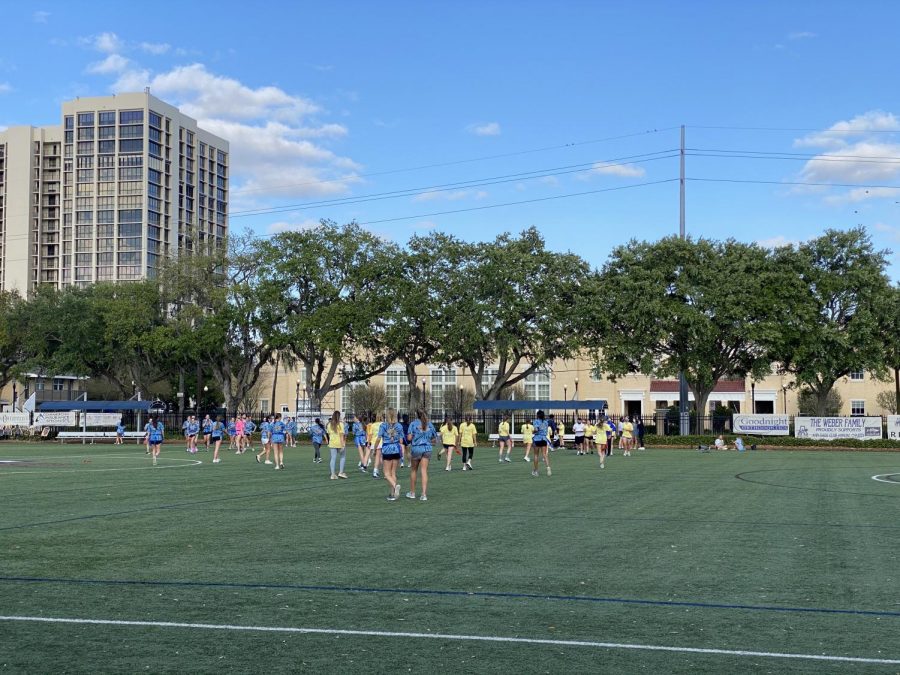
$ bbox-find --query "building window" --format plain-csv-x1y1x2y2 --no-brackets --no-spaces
119,110,143,124
341,380,366,419
590,366,602,382
849,370,864,381
430,368,457,416
385,367,410,414
53,378,65,391
524,369,551,401
260,399,269,413
850,400,865,416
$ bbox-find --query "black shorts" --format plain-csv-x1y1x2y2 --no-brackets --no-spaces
535,440,548,448
382,452,401,461
575,435,585,444
443,443,454,449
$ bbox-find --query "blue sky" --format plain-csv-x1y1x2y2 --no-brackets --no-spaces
2,0,900,277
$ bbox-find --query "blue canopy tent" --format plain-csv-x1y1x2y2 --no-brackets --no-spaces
473,400,608,411
38,400,153,412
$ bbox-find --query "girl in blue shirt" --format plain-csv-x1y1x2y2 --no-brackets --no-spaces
270,413,287,470
378,408,405,501
211,416,225,464
531,410,551,478
145,417,164,466
352,415,368,472
285,417,296,448
115,420,125,446
257,417,273,465
405,409,437,501
309,418,326,463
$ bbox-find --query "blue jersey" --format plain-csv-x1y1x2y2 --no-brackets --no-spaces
533,419,549,442
260,421,272,440
211,421,224,438
310,423,326,444
115,424,125,435
227,421,237,436
202,419,213,434
286,419,296,434
407,419,437,448
378,422,405,454
145,422,164,444
244,420,256,434
187,421,200,436
352,421,366,442
270,420,286,443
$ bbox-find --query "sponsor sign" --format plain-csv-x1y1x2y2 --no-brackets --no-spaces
0,412,30,426
33,411,79,427
732,414,790,436
888,416,900,441
85,413,122,427
794,416,882,441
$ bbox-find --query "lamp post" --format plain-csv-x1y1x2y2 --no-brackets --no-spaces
458,385,463,421
421,378,427,415
295,379,301,417
203,385,208,413
574,377,579,421
751,381,756,414
782,385,788,415
131,380,136,397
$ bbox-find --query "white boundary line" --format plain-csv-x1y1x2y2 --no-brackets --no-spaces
0,455,201,475
872,473,900,484
1,615,898,665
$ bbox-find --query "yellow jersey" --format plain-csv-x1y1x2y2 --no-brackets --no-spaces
459,422,477,447
327,423,344,449
368,422,381,446
439,424,458,445
622,422,634,439
586,424,597,438
521,423,534,442
558,423,566,438
498,421,510,437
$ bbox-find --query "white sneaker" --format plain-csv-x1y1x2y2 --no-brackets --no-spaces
405,492,416,499
523,456,529,461
531,470,538,477
546,467,552,476
213,458,221,464
445,466,451,471
499,458,503,463
419,494,428,501
274,465,281,470
504,456,511,462
394,484,401,498
264,460,273,465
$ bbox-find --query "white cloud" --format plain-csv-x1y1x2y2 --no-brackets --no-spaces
788,31,817,40
467,121,501,136
87,53,130,75
139,42,171,55
795,110,900,149
81,32,124,54
539,175,559,186
266,219,320,234
412,189,488,202
584,162,646,178
756,235,801,249
33,10,50,23
824,186,900,204
0,83,11,94
874,222,900,242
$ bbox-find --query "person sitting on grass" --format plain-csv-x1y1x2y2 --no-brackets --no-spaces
734,437,745,452
713,435,729,450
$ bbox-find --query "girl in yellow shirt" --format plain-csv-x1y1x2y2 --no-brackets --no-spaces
438,415,459,471
367,414,383,477
458,415,477,470
498,415,512,463
521,421,535,462
327,411,347,480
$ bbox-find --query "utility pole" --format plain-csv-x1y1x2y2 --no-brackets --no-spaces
678,125,691,436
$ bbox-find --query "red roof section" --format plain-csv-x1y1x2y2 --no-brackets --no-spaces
650,379,746,393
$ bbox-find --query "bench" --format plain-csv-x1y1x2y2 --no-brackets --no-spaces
488,433,579,447
57,431,147,444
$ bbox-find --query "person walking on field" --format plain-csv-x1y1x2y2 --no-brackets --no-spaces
573,418,586,455
521,419,534,462
406,409,437,501
367,414,383,478
498,415,513,463
379,408,405,501
531,410,551,477
270,413,287,469
459,415,477,470
438,415,459,471
353,414,368,472
622,417,634,457
211,416,226,463
309,417,326,464
145,416,164,466
327,411,348,479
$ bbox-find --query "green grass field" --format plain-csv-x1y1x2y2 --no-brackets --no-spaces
1,441,899,673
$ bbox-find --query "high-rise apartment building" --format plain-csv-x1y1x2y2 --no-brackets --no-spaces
0,91,228,295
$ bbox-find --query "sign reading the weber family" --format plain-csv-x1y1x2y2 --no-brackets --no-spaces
732,414,790,436
888,416,900,440
794,416,882,441
33,411,78,427
0,412,31,426
84,413,122,427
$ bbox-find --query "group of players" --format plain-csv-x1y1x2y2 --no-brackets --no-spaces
139,409,644,500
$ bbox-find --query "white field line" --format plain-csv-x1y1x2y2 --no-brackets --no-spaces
1,615,898,665
872,473,900,484
0,455,201,475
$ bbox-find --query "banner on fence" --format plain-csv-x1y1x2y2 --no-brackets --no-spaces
0,412,30,426
794,416,882,441
732,414,790,436
888,416,900,440
32,411,78,427
84,413,122,427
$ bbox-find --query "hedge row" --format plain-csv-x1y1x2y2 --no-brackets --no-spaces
643,434,900,450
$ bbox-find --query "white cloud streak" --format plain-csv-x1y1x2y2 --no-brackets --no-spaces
86,53,130,75
584,162,646,178
467,121,501,136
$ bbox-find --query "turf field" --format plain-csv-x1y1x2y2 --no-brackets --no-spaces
1,442,899,673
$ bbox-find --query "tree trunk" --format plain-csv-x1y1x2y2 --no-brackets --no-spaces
694,389,712,435
894,367,899,415
404,359,420,414
815,385,832,417
270,351,280,414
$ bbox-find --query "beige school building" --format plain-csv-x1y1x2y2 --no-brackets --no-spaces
255,356,895,419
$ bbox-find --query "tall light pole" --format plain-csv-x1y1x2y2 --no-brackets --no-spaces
782,385,788,415
203,385,208,413
751,381,756,414
295,379,301,417
421,378,427,415
574,377,579,421
678,124,690,436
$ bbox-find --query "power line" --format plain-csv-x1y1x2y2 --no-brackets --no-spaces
687,148,900,164
231,150,679,219
688,124,900,134
687,177,900,190
230,126,680,197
